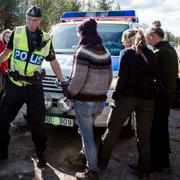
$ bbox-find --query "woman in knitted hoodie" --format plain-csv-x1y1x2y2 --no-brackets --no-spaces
67,18,112,179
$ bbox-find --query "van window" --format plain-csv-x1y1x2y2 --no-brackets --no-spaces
51,23,128,56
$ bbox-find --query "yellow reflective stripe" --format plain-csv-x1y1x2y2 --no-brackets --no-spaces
16,26,23,34
42,46,49,55
41,32,51,56
44,33,50,41
15,38,20,49
10,77,30,86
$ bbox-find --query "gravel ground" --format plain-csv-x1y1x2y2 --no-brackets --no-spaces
0,39,179,180
0,108,180,180
1,44,180,179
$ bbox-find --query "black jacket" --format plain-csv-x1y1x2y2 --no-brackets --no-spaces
113,46,157,100
154,41,178,105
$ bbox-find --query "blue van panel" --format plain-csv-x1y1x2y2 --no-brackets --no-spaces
112,56,120,72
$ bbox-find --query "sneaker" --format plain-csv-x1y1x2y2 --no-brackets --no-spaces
75,169,99,180
67,153,86,168
128,164,149,178
36,152,47,168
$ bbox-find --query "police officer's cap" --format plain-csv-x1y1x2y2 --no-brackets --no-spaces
26,5,42,17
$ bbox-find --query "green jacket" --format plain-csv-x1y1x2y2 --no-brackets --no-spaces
154,41,178,105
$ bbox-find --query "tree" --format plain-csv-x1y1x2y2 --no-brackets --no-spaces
96,0,114,11
114,2,121,10
165,31,180,47
65,0,81,11
18,0,29,26
0,0,20,32
80,0,95,11
0,0,82,32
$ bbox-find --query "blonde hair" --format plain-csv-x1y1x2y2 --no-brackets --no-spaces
1,29,12,42
133,29,146,54
122,29,137,44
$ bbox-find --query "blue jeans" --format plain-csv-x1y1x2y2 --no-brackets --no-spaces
74,100,104,172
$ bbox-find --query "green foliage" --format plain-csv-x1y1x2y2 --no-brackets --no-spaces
96,0,114,11
0,0,114,32
0,0,20,31
165,30,180,46
65,0,81,11
85,0,96,11
114,2,121,10
0,0,81,32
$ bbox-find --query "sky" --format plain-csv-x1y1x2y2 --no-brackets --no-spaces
112,0,180,37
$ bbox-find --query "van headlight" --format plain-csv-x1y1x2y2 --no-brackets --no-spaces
44,96,53,110
57,97,72,113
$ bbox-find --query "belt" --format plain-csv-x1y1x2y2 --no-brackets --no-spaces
8,70,44,85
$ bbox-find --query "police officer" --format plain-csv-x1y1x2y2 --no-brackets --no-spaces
0,5,65,168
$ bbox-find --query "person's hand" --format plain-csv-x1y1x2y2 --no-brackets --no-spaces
61,81,69,97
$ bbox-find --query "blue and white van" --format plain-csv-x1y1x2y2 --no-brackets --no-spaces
40,10,146,127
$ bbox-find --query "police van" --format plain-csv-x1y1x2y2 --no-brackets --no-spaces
38,10,147,128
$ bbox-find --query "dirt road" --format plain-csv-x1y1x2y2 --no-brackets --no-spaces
0,108,180,180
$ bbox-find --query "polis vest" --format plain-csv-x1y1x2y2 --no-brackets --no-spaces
10,25,52,86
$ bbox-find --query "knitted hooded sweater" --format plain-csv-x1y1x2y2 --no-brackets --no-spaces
67,45,112,101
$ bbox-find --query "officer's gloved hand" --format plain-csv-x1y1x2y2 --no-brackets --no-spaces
61,81,69,97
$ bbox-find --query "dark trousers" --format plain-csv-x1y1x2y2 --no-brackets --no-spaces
150,103,171,168
0,80,47,154
0,73,7,103
98,96,154,170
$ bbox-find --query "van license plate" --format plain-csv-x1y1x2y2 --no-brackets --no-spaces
45,116,74,127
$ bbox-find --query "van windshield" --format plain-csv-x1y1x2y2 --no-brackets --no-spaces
50,23,128,56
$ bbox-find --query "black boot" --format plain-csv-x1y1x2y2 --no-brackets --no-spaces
128,164,149,178
36,151,46,168
0,147,8,160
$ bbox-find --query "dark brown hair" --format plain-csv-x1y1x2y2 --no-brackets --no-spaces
147,20,164,39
